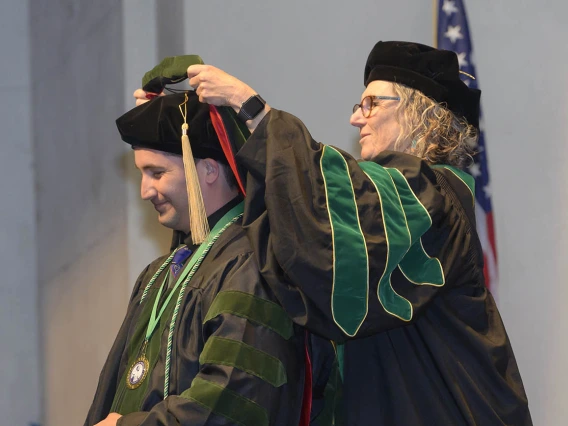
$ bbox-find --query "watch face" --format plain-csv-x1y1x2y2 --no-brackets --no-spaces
240,95,266,120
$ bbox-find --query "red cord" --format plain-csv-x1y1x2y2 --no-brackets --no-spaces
209,105,246,195
299,331,313,426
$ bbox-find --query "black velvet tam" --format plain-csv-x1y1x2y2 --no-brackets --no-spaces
116,91,227,162
364,41,481,127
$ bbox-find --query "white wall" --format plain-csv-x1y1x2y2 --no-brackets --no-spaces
2,0,563,425
468,2,568,424
0,2,40,425
30,2,130,425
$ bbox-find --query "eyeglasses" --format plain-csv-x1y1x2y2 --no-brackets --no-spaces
352,95,400,118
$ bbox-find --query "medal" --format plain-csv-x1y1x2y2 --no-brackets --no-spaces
127,341,150,389
127,356,150,389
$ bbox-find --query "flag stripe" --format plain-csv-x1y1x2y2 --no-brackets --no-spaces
436,0,498,291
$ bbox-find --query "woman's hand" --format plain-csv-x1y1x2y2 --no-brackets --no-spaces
187,64,256,110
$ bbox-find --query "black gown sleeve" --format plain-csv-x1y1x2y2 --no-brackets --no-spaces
117,253,308,426
237,109,479,341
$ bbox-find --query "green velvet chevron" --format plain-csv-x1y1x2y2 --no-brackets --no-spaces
320,146,369,337
199,336,287,387
359,162,444,321
181,376,268,426
204,291,293,340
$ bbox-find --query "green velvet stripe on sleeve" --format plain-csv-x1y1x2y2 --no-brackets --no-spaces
180,376,269,426
386,168,444,287
199,336,287,387
359,162,414,321
398,241,444,287
320,146,369,337
204,291,293,340
360,162,445,321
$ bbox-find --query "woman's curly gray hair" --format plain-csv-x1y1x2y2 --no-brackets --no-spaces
391,83,478,167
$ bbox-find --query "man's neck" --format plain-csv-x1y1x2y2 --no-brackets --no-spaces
204,187,239,218
171,195,243,249
204,195,243,232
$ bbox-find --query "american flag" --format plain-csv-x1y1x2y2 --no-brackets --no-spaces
436,0,498,291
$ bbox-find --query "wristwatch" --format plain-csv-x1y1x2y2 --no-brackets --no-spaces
237,94,266,122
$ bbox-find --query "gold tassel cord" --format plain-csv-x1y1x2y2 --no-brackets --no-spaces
179,93,210,244
459,70,476,80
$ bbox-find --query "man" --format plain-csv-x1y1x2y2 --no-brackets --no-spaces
164,41,530,425
84,91,334,426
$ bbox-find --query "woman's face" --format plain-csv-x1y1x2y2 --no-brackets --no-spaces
350,80,404,160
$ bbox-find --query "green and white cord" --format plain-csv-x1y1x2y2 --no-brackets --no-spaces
163,213,243,398
139,246,184,304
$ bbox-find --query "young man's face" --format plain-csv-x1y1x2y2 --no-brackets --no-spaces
134,147,190,233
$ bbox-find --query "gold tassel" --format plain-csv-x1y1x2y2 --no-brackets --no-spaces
179,94,210,244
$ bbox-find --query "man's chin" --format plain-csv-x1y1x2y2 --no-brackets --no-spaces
157,214,188,233
157,214,176,229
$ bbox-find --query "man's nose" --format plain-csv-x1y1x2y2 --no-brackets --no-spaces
140,176,157,200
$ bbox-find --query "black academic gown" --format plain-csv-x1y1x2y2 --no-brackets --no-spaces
236,109,532,426
84,198,335,426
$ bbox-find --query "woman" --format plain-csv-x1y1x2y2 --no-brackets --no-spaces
137,41,532,426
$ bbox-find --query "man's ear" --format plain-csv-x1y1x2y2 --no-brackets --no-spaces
201,159,219,184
